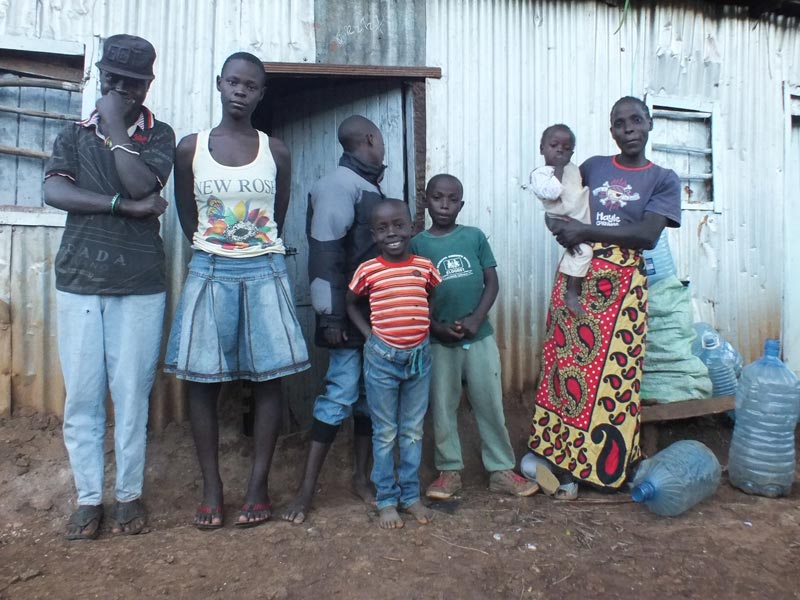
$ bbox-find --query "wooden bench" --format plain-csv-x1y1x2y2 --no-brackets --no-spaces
639,395,735,456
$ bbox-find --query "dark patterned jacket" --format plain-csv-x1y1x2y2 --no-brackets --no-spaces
306,152,385,348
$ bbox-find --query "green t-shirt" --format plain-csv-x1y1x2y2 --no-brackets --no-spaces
410,225,496,346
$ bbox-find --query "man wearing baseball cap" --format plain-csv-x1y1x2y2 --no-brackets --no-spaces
44,34,176,540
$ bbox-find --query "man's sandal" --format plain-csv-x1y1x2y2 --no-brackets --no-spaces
65,504,104,541
110,499,147,536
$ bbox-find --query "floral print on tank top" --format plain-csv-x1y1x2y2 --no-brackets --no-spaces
204,197,276,250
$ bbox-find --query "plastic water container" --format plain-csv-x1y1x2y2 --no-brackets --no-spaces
698,331,738,397
691,323,743,377
728,339,800,497
631,440,721,516
642,230,676,285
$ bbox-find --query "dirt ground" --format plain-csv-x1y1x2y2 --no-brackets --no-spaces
1,402,799,600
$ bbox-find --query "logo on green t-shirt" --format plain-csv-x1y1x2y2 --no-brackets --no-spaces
437,254,473,280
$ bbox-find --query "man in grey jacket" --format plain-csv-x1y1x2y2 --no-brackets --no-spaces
282,115,385,524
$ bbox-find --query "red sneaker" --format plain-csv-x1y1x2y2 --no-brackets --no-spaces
426,471,462,500
489,470,539,497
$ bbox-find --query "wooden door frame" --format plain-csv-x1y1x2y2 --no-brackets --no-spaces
261,62,442,233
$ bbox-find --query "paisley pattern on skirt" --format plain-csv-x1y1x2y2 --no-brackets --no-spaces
528,244,648,489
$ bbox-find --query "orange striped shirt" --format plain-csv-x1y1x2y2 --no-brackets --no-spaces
349,255,441,349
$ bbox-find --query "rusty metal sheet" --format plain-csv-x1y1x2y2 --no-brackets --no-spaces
315,0,425,66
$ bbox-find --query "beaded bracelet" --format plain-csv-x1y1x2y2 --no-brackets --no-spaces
110,193,121,215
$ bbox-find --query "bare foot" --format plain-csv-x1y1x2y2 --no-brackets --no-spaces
352,474,376,506
565,290,587,317
378,506,404,529
401,501,433,525
565,276,587,317
281,492,311,525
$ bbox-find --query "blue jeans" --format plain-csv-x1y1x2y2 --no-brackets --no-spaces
57,291,166,505
363,335,431,510
312,348,369,425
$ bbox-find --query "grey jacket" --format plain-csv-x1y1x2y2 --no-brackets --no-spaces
306,152,385,348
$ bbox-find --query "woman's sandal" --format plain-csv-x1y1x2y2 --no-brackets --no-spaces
194,505,224,530
234,503,272,528
554,482,579,501
65,504,104,541
110,499,147,536
535,464,562,496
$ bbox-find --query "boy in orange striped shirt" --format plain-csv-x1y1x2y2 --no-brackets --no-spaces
346,199,441,529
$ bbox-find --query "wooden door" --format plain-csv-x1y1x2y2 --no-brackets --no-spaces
269,79,407,429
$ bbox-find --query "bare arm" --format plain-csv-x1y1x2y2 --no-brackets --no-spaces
546,212,667,251
44,175,167,218
173,134,198,242
346,290,372,340
269,137,291,238
459,266,499,339
96,92,162,199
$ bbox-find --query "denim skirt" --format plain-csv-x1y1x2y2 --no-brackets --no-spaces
164,250,310,382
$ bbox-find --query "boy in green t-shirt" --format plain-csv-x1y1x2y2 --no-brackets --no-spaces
410,174,538,500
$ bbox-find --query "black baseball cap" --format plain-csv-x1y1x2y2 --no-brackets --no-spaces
95,34,156,81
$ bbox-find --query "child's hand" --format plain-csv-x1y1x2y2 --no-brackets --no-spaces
431,321,464,343
567,245,583,257
458,315,482,339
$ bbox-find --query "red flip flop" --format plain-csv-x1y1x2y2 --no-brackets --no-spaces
194,505,224,530
234,503,272,528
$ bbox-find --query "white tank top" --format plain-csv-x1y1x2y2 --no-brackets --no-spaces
191,129,285,257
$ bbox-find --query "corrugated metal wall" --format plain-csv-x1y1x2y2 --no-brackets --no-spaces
314,0,426,66
0,0,318,424
425,0,800,394
3,0,800,423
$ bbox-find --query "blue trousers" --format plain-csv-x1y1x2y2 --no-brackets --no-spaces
57,291,165,505
312,348,369,425
363,335,431,510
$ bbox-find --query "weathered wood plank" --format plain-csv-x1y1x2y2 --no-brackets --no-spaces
640,396,735,423
0,225,11,416
263,62,441,79
0,144,50,159
0,104,80,121
0,56,83,83
0,76,82,92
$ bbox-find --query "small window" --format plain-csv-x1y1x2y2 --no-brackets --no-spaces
0,37,85,212
647,97,718,211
